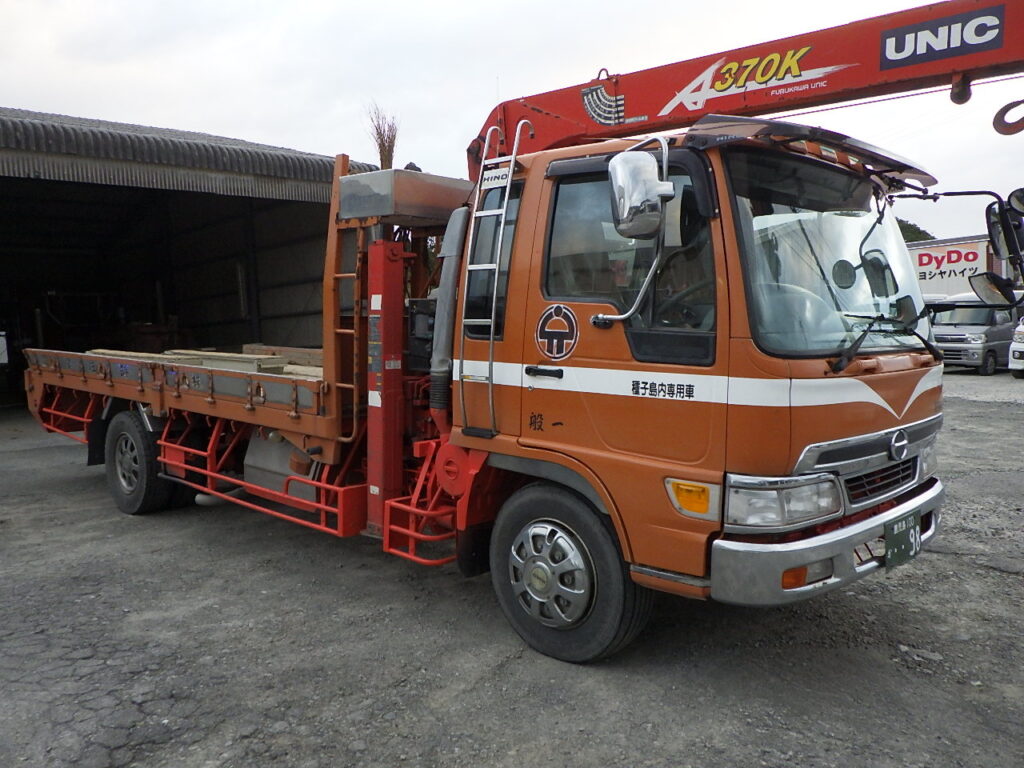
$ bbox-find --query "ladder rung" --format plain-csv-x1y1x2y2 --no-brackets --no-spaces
334,382,356,390
462,318,492,326
460,375,490,383
474,209,504,219
334,328,356,335
467,263,498,272
482,155,513,166
333,273,357,279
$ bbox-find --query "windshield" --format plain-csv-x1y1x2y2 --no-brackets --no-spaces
932,305,992,326
726,147,928,357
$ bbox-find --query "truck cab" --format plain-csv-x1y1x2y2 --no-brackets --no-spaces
444,116,943,658
932,291,1022,375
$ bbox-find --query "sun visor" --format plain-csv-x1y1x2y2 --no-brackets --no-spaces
683,114,937,188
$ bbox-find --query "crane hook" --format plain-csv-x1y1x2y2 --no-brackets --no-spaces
993,98,1024,136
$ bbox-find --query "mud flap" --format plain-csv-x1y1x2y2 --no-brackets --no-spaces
456,522,493,577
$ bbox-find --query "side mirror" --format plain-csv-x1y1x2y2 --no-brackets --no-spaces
986,200,1024,261
969,271,1017,305
894,295,920,329
1009,188,1024,215
863,253,899,298
608,152,675,239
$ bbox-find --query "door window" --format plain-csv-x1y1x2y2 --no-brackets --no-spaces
545,171,715,365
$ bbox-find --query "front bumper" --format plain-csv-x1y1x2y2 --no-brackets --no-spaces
710,479,943,606
935,343,983,367
1009,345,1024,370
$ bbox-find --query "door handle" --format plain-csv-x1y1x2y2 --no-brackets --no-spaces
524,365,564,379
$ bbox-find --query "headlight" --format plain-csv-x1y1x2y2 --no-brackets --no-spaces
725,473,842,530
966,334,986,344
919,439,939,479
1013,331,1024,343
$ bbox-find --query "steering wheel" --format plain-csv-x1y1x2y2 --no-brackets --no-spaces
654,278,714,327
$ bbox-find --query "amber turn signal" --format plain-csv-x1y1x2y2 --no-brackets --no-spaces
781,566,808,590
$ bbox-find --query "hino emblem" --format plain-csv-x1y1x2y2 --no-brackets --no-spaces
889,429,910,461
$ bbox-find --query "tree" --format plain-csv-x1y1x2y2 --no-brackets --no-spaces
898,217,935,243
367,103,398,171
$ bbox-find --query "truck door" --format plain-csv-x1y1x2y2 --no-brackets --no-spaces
518,156,728,572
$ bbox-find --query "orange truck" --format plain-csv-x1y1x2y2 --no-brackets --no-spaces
23,1,1024,661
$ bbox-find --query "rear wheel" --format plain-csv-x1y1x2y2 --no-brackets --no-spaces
489,483,652,663
104,411,174,515
979,351,997,376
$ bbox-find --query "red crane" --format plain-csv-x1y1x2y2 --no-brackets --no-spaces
468,0,1024,177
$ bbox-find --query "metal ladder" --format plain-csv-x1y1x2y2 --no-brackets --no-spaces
458,119,533,439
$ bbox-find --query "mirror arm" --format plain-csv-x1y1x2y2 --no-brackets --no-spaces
591,249,663,328
595,135,675,329
626,135,671,180
892,189,1003,203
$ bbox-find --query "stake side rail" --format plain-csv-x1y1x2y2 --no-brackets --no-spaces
23,349,351,463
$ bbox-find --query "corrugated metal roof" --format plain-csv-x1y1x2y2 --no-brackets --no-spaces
0,107,377,202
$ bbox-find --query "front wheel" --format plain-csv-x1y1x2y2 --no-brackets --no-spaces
489,483,652,663
978,351,998,376
104,410,174,515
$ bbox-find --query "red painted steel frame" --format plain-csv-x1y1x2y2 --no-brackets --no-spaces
365,240,411,533
156,411,367,537
36,385,103,444
384,439,457,566
468,0,1024,175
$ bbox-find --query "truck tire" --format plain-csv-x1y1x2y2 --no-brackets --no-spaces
104,411,174,515
489,483,652,663
979,351,997,376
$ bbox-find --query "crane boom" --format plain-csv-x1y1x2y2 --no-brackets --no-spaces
468,0,1024,177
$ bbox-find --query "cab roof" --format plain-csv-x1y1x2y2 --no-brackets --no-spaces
682,114,938,188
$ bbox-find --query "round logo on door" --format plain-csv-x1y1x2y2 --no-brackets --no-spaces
535,304,579,361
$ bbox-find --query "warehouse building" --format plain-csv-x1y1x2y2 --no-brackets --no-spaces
0,107,374,402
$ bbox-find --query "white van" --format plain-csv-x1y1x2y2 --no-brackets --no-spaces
1009,318,1024,379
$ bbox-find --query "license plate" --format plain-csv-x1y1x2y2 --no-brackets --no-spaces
884,512,922,569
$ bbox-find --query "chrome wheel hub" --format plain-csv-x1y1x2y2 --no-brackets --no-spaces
115,434,140,493
508,520,594,628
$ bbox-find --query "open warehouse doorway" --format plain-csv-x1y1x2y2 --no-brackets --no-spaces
0,108,374,405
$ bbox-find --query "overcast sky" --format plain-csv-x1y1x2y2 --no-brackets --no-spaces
1,0,1021,239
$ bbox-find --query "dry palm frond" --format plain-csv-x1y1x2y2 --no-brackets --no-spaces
367,103,398,170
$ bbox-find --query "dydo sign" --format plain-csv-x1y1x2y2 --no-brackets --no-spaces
907,237,991,297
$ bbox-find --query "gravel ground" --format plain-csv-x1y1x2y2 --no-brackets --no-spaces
1,368,1022,767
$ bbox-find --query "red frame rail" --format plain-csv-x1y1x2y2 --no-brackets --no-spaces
36,385,103,444
157,411,367,537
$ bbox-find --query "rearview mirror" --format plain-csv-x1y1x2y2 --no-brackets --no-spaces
608,152,676,239
863,252,898,298
1009,188,1024,215
969,271,1018,306
894,295,920,329
831,260,856,289
986,200,1024,261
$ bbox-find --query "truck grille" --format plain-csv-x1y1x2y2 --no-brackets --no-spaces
934,334,967,343
844,458,917,505
940,349,967,361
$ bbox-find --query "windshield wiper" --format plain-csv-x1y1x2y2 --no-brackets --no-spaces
831,312,943,373
831,314,885,373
